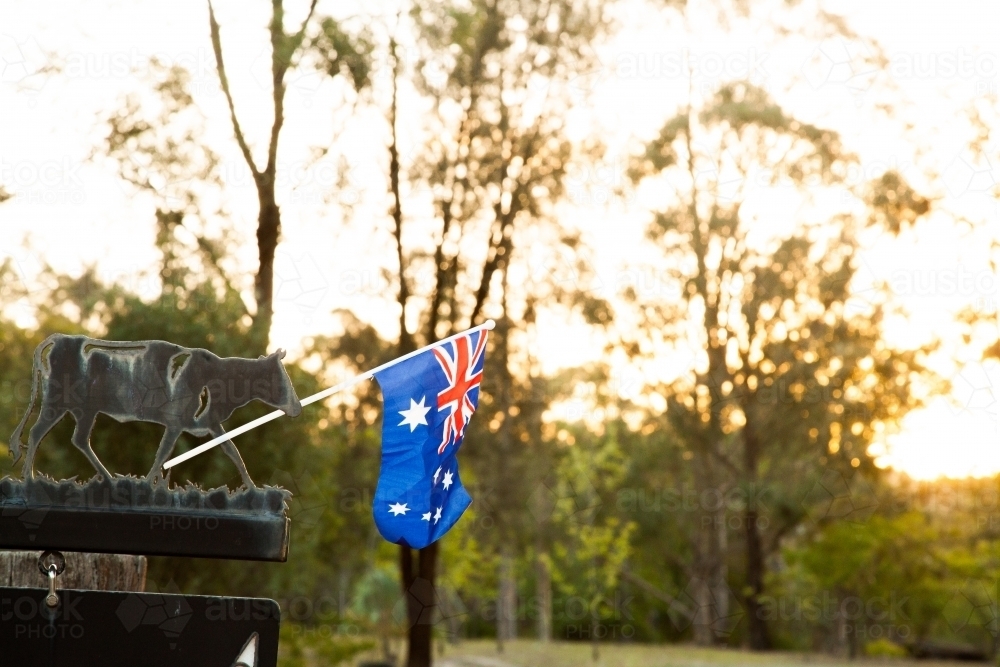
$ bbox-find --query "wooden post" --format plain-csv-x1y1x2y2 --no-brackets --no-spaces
0,551,146,592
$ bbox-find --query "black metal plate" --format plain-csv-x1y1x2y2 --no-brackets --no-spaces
0,477,290,562
0,507,289,561
0,587,279,667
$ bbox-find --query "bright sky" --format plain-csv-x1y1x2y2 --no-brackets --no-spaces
0,0,997,479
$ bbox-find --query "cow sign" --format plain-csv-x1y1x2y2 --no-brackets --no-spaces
8,334,302,489
1,335,298,560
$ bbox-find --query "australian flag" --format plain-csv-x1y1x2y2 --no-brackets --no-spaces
372,329,488,549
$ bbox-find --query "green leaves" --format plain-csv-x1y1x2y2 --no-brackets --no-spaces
310,18,374,93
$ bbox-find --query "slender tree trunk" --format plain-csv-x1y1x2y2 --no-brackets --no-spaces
535,549,552,642
742,419,771,650
691,447,722,646
252,187,280,350
682,103,728,647
208,0,316,354
691,575,714,645
713,510,729,634
388,35,412,355
744,505,769,648
498,547,517,642
492,282,518,652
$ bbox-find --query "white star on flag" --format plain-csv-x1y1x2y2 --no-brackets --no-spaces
398,396,431,432
442,470,454,490
433,507,442,524
433,466,442,485
388,502,409,516
422,512,431,522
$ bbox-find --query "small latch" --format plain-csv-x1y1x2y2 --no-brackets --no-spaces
37,551,66,608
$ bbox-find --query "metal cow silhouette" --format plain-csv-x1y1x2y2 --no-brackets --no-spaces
9,334,302,488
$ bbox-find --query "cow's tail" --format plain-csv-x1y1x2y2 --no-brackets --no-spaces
9,336,51,464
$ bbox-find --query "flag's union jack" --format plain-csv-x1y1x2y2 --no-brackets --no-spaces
432,331,488,454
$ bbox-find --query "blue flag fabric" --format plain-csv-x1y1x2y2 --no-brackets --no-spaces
372,329,488,549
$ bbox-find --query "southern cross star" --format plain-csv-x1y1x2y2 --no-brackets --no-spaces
422,512,431,522
398,396,431,432
442,470,454,490
433,507,442,524
388,502,409,516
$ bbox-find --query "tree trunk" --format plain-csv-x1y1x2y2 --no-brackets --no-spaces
498,547,517,642
744,505,769,648
0,551,146,592
691,574,714,645
252,189,280,350
713,511,729,635
401,541,439,667
535,550,552,642
691,447,722,646
742,418,771,650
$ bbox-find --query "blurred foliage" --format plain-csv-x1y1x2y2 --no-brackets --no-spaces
624,77,937,648
278,623,375,667
864,638,908,658
351,566,406,661
4,1,1000,663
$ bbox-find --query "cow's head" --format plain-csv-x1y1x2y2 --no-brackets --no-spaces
263,349,302,418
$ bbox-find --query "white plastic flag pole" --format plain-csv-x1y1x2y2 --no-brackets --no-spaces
162,319,496,471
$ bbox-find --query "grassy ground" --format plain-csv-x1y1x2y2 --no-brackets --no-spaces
431,639,979,667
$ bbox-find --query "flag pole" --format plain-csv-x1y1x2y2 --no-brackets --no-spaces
162,319,496,471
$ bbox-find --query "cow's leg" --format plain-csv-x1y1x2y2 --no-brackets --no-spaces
70,410,113,482
147,427,181,485
212,424,257,490
22,404,65,481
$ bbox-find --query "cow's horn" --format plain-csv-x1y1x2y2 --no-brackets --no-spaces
277,348,286,360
